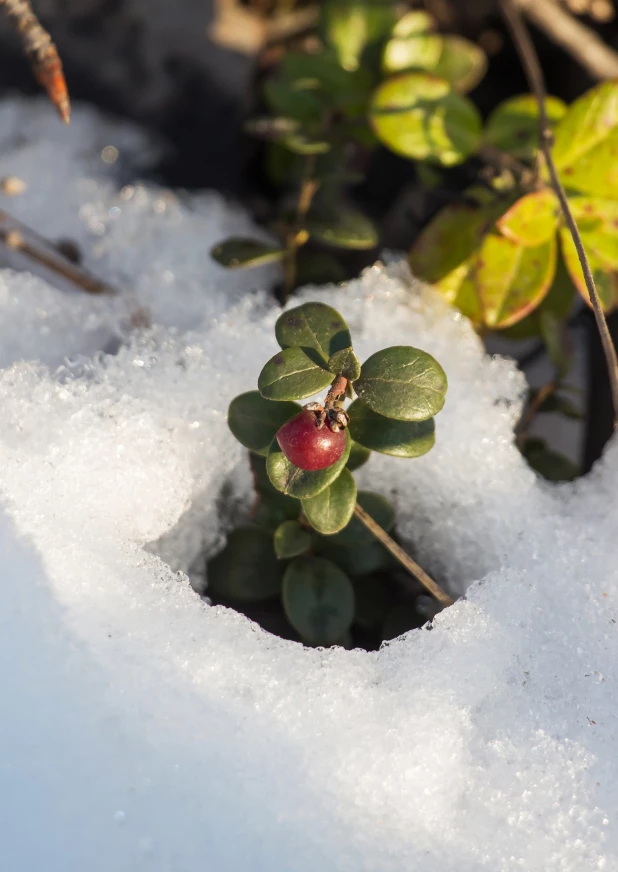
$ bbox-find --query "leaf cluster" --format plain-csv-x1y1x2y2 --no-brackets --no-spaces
216,301,448,647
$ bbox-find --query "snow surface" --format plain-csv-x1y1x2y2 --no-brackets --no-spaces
0,100,617,872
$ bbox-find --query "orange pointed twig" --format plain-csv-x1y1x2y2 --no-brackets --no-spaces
0,0,70,123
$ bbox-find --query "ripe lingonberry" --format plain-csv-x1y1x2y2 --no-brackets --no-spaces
276,408,346,471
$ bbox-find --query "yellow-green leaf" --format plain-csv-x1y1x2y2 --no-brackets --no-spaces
497,189,560,247
476,233,557,328
485,94,567,159
553,80,618,196
370,73,482,166
559,196,618,311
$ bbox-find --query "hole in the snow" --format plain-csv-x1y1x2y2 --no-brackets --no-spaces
149,454,453,652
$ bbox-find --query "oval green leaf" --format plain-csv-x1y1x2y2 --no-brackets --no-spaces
275,302,352,361
258,346,333,401
323,0,396,72
302,467,357,535
475,232,557,329
370,72,482,166
392,11,435,37
553,80,618,196
497,189,559,247
228,392,301,456
263,78,325,123
485,94,567,159
330,489,395,546
283,556,355,646
307,208,379,250
266,430,351,499
211,238,285,269
432,35,487,94
383,32,443,76
328,346,361,380
558,196,618,312
355,346,447,421
347,398,435,457
274,520,312,559
346,439,371,471
207,526,283,601
250,453,301,530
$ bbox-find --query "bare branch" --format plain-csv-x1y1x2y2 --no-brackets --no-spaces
0,0,70,123
514,0,618,80
500,0,618,430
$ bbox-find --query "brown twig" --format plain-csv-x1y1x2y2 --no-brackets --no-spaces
0,0,70,123
514,0,618,80
353,504,454,608
515,379,558,450
501,0,618,429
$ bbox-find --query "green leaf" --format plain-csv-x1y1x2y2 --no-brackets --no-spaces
391,11,435,37
539,310,572,379
383,31,443,76
475,232,557,328
500,251,576,340
346,439,371,471
323,0,396,72
307,208,379,250
497,190,559,247
535,391,582,419
431,35,487,94
228,392,301,457
283,556,355,645
263,78,324,123
280,132,332,156
559,196,618,312
302,468,357,535
266,430,351,499
250,453,301,530
328,346,361,380
274,520,312,558
355,346,447,421
318,537,392,576
211,238,285,269
485,94,567,159
522,438,579,482
370,72,482,166
207,526,283,601
347,398,435,457
275,302,352,362
409,201,495,324
330,490,395,546
258,346,333,401
553,80,618,196
279,49,373,115
296,250,347,286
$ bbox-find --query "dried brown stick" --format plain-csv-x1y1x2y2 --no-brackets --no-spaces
514,0,618,80
0,0,70,122
354,504,454,608
501,0,618,429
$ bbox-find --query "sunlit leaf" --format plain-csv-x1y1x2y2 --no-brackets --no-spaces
355,346,447,421
283,556,355,645
554,80,618,196
302,468,357,535
347,399,435,457
497,189,559,247
485,94,567,159
211,238,285,269
323,0,396,72
328,346,361,380
258,346,333,401
370,73,482,166
475,232,557,328
559,196,618,311
432,35,487,94
383,32,442,76
391,10,435,37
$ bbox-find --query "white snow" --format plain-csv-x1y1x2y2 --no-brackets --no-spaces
0,99,617,872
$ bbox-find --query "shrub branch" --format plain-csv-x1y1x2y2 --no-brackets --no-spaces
0,0,70,123
501,0,618,430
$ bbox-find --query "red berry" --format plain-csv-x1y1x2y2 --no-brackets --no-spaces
276,409,346,471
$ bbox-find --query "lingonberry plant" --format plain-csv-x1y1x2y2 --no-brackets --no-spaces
208,300,451,649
